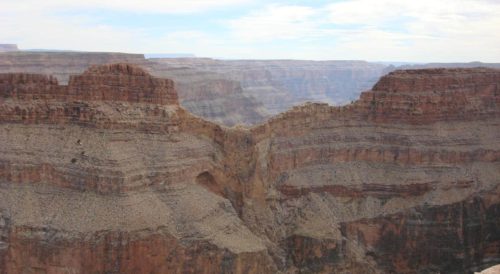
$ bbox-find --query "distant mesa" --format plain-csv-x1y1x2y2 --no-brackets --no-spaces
145,53,196,58
0,44,18,52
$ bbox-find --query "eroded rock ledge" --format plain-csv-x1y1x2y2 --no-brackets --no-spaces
0,65,499,273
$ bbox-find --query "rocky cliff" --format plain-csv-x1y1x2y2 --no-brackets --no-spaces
146,62,268,126
246,67,500,273
0,52,267,126
0,52,389,126
0,65,498,273
0,52,146,84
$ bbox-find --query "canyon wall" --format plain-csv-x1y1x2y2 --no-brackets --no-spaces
146,62,268,126
5,52,499,127
245,68,500,273
150,58,388,114
0,52,389,125
0,64,277,273
0,52,146,84
0,64,499,273
0,52,267,126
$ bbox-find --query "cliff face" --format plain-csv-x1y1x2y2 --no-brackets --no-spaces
0,52,267,126
146,63,268,126
0,52,147,84
0,64,276,273
0,65,499,273
151,59,388,114
1,64,177,104
0,53,391,126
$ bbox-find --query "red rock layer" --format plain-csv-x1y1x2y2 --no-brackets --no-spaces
278,182,435,199
242,68,500,273
340,185,500,273
68,64,177,104
0,63,178,105
355,68,500,123
0,73,60,99
372,68,500,92
0,52,147,84
253,68,500,134
3,227,275,274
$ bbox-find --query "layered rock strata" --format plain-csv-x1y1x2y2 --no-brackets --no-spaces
0,64,275,273
0,52,267,126
245,68,500,273
0,65,499,273
150,58,388,114
146,63,268,126
0,52,146,84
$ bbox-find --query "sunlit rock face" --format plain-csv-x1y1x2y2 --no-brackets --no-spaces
0,65,499,273
476,264,500,274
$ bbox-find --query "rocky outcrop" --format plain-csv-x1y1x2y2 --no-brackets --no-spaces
341,186,500,273
0,52,268,126
0,65,499,273
1,64,177,104
67,63,178,104
353,68,500,123
397,62,500,70
0,53,392,126
0,52,147,84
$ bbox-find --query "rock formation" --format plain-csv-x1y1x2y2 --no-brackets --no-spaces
0,52,389,125
0,64,273,273
0,64,499,273
398,62,500,70
0,52,267,126
0,52,146,84
146,62,268,126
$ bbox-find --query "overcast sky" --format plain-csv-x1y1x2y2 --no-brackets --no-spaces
1,0,499,62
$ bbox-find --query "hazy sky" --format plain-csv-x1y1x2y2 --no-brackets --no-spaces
1,0,499,62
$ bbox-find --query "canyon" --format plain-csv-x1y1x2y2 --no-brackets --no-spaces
0,63,499,273
149,58,387,114
0,51,388,126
